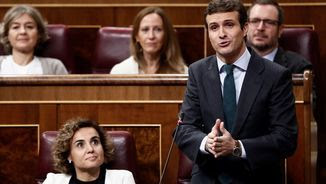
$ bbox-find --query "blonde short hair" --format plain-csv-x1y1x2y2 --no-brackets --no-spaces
0,5,48,54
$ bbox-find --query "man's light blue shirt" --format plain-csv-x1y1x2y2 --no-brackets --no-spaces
262,47,278,62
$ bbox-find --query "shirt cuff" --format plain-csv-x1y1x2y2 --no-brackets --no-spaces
199,136,209,154
238,140,246,158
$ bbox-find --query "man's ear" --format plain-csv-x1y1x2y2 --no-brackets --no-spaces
243,22,249,37
278,24,284,38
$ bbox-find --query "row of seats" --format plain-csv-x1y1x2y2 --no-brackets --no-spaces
0,24,132,74
0,25,319,74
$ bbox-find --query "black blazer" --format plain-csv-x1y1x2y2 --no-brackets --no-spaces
274,47,312,74
175,49,298,184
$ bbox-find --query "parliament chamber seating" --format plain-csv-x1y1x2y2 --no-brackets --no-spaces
177,151,193,184
176,27,319,184
279,27,320,66
92,27,132,73
36,130,137,183
1,26,319,75
36,24,75,73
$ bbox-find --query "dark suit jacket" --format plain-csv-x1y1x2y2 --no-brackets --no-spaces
175,49,298,184
274,47,312,74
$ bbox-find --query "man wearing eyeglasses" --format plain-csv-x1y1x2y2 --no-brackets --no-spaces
246,0,312,73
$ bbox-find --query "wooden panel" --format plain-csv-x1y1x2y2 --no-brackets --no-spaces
0,85,186,101
0,126,38,184
0,75,187,101
0,104,39,123
287,104,306,184
0,7,114,25
289,72,315,184
42,7,115,26
113,7,206,26
39,104,58,132
105,126,160,184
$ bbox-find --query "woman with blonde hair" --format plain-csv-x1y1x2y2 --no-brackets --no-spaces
110,6,187,74
43,118,135,184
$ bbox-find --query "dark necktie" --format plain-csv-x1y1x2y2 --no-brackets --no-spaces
223,64,236,132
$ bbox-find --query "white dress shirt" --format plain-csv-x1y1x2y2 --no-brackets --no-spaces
199,48,251,158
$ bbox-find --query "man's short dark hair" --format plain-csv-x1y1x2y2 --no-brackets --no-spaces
248,0,284,25
204,0,248,29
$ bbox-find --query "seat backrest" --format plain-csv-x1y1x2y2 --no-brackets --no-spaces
92,27,132,74
36,130,137,182
36,24,75,73
279,27,320,66
0,24,75,73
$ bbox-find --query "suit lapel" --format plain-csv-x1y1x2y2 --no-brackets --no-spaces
203,56,224,123
232,52,264,135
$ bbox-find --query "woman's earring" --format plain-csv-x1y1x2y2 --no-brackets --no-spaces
68,159,72,164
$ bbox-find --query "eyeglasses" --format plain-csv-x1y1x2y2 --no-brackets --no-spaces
248,18,279,27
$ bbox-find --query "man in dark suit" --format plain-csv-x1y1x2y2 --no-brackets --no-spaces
174,0,297,183
246,0,312,73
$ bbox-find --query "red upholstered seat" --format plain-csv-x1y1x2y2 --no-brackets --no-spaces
92,27,132,73
177,151,193,184
36,130,137,183
36,24,75,73
279,27,320,66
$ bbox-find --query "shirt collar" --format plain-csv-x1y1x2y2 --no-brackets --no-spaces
217,47,251,73
262,47,278,62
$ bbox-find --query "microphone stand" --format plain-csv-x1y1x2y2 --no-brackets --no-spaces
158,112,184,184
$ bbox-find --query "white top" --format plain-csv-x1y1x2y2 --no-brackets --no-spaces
110,56,139,74
0,55,68,75
0,55,43,74
42,169,135,184
110,56,188,74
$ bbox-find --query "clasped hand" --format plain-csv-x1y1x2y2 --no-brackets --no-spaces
205,119,236,158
